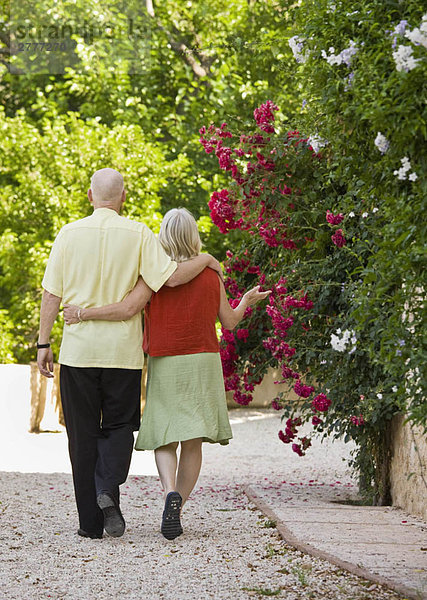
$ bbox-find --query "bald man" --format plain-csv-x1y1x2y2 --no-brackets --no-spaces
37,168,222,540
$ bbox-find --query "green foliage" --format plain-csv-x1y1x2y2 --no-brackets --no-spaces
1,0,298,257
287,0,427,427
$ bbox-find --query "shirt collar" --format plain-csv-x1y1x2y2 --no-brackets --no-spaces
92,207,120,217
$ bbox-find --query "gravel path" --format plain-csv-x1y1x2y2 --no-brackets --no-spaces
0,406,405,600
0,471,403,600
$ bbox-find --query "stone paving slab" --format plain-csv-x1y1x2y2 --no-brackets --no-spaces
246,483,427,600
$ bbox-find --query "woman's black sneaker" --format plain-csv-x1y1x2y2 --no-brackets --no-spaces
161,491,183,540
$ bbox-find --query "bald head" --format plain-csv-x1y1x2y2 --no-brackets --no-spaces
89,168,125,210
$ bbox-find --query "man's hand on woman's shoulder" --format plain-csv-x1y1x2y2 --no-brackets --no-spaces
205,254,224,281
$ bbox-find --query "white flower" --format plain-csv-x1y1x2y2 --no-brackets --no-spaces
394,157,413,181
374,132,390,154
405,27,427,48
307,135,328,153
362,212,368,218
392,45,420,71
348,211,355,217
392,386,398,392
377,393,383,399
322,40,358,67
330,334,346,352
405,14,427,49
394,168,407,180
409,172,418,181
372,207,379,213
289,36,309,63
330,329,356,353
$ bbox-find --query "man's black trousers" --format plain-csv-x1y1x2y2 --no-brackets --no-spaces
60,365,142,537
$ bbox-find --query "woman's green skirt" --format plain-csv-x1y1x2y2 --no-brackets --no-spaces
135,352,233,450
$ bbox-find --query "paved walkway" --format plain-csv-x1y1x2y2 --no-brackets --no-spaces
0,365,426,599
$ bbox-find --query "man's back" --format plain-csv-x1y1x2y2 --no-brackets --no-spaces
42,207,175,369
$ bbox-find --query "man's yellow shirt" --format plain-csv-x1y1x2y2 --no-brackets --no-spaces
42,207,177,369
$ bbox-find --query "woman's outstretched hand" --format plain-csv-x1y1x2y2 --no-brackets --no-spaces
63,304,81,325
241,286,271,306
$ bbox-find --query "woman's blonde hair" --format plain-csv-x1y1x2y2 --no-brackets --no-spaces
159,208,202,262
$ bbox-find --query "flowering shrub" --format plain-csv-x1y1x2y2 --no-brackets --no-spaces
199,0,425,502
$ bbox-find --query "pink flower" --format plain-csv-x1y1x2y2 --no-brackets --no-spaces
326,210,344,225
236,328,249,341
294,379,315,398
253,100,279,133
221,328,235,343
312,415,323,426
233,390,252,406
278,430,289,443
312,393,332,413
208,189,243,234
271,399,281,411
300,436,312,450
331,229,346,248
285,426,296,439
350,414,365,426
224,373,240,391
292,443,304,456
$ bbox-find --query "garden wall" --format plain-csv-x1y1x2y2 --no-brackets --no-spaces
389,414,427,520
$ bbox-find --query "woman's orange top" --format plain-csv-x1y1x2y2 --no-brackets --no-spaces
143,267,220,357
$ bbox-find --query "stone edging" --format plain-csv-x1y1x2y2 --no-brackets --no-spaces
244,484,420,600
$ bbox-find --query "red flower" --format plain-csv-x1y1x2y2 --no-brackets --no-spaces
331,229,346,248
271,399,281,411
253,100,279,133
300,436,312,450
292,443,304,456
326,210,344,225
233,390,252,405
294,379,315,398
236,328,249,341
312,393,331,413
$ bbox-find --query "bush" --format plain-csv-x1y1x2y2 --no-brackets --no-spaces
200,0,426,500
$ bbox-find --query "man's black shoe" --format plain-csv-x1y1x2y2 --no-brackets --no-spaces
77,528,103,539
97,492,126,537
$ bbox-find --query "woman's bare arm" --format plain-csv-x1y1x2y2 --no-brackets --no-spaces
63,277,152,324
218,281,271,330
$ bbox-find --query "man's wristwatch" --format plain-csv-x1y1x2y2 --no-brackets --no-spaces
37,342,51,349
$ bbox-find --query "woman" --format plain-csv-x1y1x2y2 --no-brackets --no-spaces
64,208,270,540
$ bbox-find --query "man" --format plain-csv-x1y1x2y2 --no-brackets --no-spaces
37,168,222,540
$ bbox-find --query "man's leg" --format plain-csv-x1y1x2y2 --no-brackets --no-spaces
59,365,104,537
95,368,142,505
